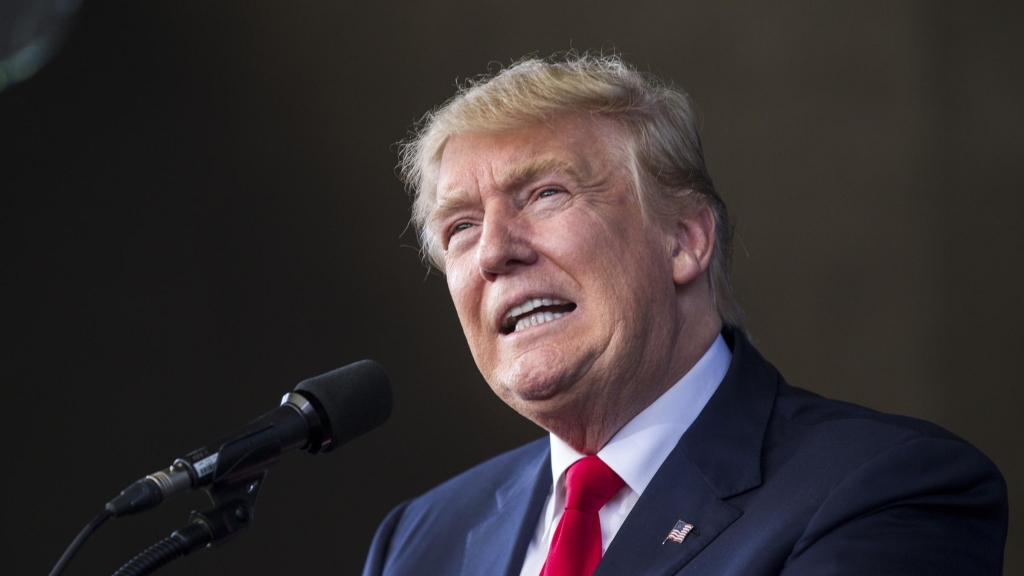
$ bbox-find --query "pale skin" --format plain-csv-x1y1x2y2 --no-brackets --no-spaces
432,116,723,454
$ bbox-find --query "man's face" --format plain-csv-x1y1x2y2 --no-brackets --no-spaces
433,117,684,427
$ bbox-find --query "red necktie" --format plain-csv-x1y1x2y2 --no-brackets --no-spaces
540,455,625,576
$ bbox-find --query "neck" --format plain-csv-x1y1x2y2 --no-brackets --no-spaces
545,314,723,454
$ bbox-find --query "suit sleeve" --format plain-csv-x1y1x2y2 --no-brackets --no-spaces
361,501,410,576
780,436,1008,575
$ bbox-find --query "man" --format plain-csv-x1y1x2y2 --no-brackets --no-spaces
363,54,1007,576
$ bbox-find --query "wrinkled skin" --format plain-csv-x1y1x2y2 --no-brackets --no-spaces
432,116,722,453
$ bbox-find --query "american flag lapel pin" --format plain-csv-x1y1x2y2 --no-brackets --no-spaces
662,520,695,545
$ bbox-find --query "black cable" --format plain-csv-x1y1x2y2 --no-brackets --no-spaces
111,522,211,576
49,508,114,576
110,535,187,576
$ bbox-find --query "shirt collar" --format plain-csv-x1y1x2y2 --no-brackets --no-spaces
548,334,732,495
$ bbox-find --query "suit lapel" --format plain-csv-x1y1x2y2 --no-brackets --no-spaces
597,330,779,576
595,446,743,576
461,446,552,576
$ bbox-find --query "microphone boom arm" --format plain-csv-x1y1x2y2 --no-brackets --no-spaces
107,392,321,518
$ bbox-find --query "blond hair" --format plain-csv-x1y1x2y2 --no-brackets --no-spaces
398,53,744,328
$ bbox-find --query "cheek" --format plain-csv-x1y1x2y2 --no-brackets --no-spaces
602,238,676,319
446,257,473,300
446,263,485,330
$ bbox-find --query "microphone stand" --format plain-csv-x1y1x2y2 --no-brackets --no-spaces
112,471,267,576
111,453,274,575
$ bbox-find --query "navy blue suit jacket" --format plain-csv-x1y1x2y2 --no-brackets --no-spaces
363,331,1008,575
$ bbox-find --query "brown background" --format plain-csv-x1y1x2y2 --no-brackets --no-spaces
2,1,1021,575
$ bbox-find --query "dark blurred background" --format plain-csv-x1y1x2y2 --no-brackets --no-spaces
2,1,1021,574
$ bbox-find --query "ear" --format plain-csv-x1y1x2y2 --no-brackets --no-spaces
670,205,716,286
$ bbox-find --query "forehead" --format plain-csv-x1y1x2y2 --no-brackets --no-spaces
433,117,624,204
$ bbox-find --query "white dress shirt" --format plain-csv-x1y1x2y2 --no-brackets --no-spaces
518,335,732,576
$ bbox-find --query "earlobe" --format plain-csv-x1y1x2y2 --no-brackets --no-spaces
671,205,716,286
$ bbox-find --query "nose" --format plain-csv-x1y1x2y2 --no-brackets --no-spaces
476,206,537,279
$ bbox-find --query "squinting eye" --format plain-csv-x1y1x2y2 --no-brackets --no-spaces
539,188,560,198
450,222,473,236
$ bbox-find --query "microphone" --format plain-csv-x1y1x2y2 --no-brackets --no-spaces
105,360,392,518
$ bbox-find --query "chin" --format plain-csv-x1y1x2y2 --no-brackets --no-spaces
492,364,588,419
482,345,600,415
508,382,564,404
497,371,566,402
501,381,604,446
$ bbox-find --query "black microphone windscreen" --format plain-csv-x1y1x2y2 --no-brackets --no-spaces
295,360,392,452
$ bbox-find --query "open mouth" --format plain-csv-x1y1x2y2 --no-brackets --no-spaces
500,297,578,335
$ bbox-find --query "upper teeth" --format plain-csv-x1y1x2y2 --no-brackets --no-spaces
507,297,566,321
505,297,570,333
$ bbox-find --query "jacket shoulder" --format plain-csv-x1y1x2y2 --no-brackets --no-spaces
406,436,549,512
361,437,550,576
756,381,1007,574
772,380,982,446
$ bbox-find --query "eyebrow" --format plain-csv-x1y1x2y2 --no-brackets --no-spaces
499,157,586,190
430,194,477,231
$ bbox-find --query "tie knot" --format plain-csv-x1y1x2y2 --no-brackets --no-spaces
564,455,625,514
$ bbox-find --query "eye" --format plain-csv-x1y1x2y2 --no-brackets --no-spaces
449,222,474,237
538,188,561,199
